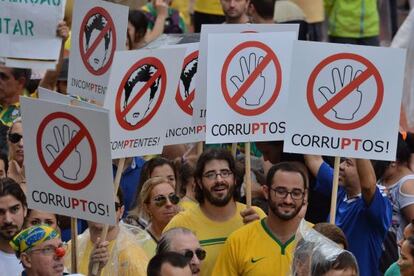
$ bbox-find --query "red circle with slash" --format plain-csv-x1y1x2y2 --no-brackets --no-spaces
307,53,384,130
79,7,116,76
221,41,282,116
115,57,167,131
37,112,97,191
175,50,198,116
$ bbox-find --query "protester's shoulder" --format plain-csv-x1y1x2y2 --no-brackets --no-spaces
226,219,262,244
400,176,414,195
236,202,266,218
164,206,202,231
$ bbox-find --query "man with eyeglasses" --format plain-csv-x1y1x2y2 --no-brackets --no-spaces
213,162,309,275
157,227,206,275
0,177,27,275
164,148,266,276
64,189,149,275
11,224,109,276
304,156,392,276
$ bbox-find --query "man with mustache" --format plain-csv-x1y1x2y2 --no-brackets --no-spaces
0,177,27,275
164,148,266,276
220,0,250,24
304,156,392,276
213,162,308,275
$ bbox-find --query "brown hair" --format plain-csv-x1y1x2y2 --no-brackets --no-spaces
313,223,349,250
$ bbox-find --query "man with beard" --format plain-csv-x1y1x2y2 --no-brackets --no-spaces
0,177,27,275
212,162,308,275
305,156,392,276
220,0,250,24
164,148,266,276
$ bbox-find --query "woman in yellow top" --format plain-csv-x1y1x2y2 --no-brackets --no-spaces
126,176,181,257
193,0,225,32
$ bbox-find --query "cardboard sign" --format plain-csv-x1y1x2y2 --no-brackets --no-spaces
0,0,65,61
206,32,296,143
284,41,406,161
21,97,116,225
192,24,299,130
68,0,128,105
38,87,102,111
164,43,205,145
104,48,185,158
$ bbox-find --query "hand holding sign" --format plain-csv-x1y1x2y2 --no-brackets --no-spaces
230,53,266,106
318,65,363,120
46,124,82,181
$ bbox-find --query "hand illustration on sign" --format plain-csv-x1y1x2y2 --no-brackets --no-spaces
318,65,363,120
45,124,81,181
230,53,266,106
180,58,197,100
123,64,161,126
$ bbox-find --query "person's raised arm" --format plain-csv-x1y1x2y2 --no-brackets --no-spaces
356,159,377,204
304,155,324,177
39,21,69,91
143,0,168,45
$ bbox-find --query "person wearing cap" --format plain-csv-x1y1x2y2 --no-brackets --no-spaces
11,224,109,276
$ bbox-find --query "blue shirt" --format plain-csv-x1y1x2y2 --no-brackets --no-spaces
113,157,145,214
316,162,392,276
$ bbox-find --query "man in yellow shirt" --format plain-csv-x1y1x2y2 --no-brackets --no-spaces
65,190,149,275
213,162,309,275
164,148,266,276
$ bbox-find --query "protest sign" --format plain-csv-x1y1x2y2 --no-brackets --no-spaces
38,87,102,110
205,32,296,143
164,43,205,145
68,0,128,105
104,48,185,158
21,97,116,225
0,0,65,63
284,41,406,160
193,24,299,129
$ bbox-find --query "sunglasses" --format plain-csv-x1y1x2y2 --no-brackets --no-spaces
183,248,206,261
8,133,23,144
153,193,180,207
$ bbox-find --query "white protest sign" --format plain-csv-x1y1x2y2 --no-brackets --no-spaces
104,48,186,158
68,0,128,105
21,97,116,225
0,1,64,61
38,87,103,111
193,24,299,129
284,41,406,160
163,43,205,145
206,32,295,143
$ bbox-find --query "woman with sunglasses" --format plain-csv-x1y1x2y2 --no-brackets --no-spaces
126,176,180,257
7,118,26,192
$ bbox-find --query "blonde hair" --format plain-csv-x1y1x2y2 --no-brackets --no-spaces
128,176,173,222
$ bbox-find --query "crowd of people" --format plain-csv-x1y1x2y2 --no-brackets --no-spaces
1,0,414,275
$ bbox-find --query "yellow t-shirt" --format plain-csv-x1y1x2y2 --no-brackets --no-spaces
290,0,324,23
171,0,191,26
213,218,297,276
194,0,224,16
178,198,198,211
164,202,266,276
